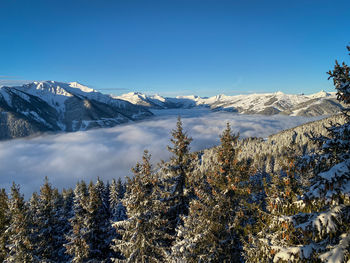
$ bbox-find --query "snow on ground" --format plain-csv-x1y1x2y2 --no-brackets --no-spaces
0,109,323,197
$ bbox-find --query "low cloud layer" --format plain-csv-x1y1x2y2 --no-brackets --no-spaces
0,109,322,197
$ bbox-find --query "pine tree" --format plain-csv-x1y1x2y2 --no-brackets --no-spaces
295,45,350,262
96,177,111,217
112,150,170,262
4,183,34,262
109,178,127,261
109,178,127,222
0,189,9,262
243,150,304,262
60,188,74,262
93,178,115,260
85,181,113,262
65,180,114,262
29,178,67,262
65,181,90,263
162,117,193,238
171,123,253,262
244,45,350,262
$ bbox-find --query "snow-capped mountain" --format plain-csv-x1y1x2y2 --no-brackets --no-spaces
0,80,343,141
115,90,342,116
0,81,152,140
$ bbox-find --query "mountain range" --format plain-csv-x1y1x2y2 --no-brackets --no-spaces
0,81,344,140
115,90,342,116
0,81,151,140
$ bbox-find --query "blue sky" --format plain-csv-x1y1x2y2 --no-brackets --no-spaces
0,0,349,96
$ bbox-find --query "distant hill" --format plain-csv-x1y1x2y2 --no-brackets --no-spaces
199,114,346,175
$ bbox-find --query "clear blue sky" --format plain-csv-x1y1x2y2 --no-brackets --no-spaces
0,0,349,96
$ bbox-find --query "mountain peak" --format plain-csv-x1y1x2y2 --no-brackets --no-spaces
19,81,97,95
308,90,332,99
68,82,95,93
275,91,285,95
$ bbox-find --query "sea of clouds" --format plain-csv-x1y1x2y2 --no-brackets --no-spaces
0,109,322,197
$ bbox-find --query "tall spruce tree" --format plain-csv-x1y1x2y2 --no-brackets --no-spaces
4,183,34,262
65,180,113,262
109,178,126,222
0,189,9,262
59,188,74,262
86,181,113,262
93,178,115,260
162,117,193,238
112,150,170,262
65,181,90,263
171,123,252,262
29,178,67,262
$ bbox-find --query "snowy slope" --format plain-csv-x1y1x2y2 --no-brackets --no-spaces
0,81,152,140
115,90,341,116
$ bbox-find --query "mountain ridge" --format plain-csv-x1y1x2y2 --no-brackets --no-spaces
115,90,341,116
0,80,344,140
0,81,152,140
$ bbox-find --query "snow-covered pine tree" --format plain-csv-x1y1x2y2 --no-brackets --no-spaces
65,181,90,263
96,178,111,218
0,188,9,262
171,123,253,262
66,180,113,262
162,117,193,239
242,149,305,262
29,178,67,262
4,183,34,262
59,188,74,262
92,178,115,260
297,45,350,262
111,150,170,263
109,178,127,222
245,45,350,262
109,178,127,261
170,166,218,262
61,187,74,222
88,181,114,261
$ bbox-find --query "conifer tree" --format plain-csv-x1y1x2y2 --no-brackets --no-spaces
96,177,111,217
0,189,9,262
162,117,193,237
243,150,304,262
92,178,115,260
29,178,67,262
62,187,74,221
109,178,126,222
112,150,170,262
65,181,90,263
171,123,253,262
294,45,350,262
4,183,34,262
244,45,350,262
60,188,74,262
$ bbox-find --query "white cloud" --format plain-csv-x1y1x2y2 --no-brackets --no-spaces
0,109,322,197
0,79,32,86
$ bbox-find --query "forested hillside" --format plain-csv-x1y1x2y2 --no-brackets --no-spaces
0,47,349,262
